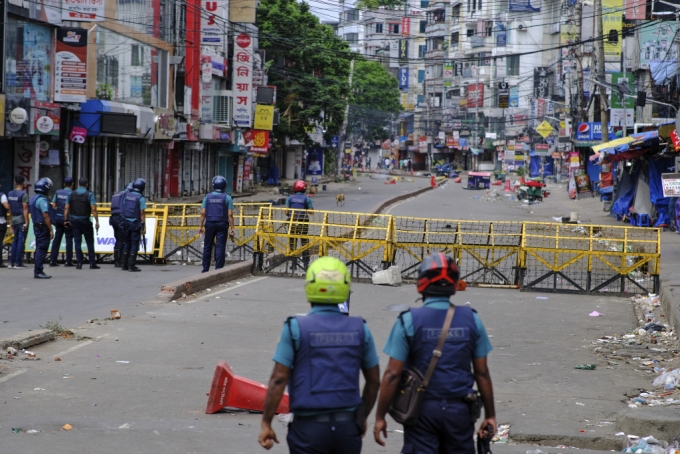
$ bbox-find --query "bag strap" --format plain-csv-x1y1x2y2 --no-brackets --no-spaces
422,304,456,388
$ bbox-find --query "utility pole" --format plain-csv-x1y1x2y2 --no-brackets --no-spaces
337,58,355,176
425,79,431,171
595,0,609,144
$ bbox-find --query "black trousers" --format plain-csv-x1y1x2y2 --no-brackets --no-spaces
0,223,7,264
50,217,74,263
287,415,361,454
71,217,96,266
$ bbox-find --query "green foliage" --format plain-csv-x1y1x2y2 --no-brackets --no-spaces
257,0,352,146
356,0,405,9
348,60,401,141
97,83,113,101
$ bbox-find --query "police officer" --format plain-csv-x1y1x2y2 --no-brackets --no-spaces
64,178,100,270
285,180,313,269
8,175,29,269
29,178,54,279
258,256,381,453
374,253,496,453
110,182,132,267
49,177,75,267
121,178,147,272
198,176,234,273
0,183,10,268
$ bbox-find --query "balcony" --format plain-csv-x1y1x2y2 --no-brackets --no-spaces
425,48,445,59
463,11,490,24
425,22,448,36
470,36,485,48
463,36,492,54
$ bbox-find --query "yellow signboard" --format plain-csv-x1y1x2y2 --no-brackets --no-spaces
536,120,554,138
253,105,275,131
603,0,623,57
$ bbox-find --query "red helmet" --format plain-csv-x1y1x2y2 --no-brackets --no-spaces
416,253,460,296
293,180,307,193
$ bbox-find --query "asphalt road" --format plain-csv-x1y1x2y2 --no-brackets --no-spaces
0,275,644,453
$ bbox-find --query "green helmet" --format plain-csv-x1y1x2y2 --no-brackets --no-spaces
305,257,351,304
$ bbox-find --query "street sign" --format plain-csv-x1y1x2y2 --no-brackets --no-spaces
536,120,554,138
498,82,509,108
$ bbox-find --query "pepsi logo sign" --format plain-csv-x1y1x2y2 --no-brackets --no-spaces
577,123,590,134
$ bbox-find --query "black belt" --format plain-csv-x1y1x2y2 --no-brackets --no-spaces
295,410,354,422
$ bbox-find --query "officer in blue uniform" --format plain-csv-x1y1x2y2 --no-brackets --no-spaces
285,180,313,269
64,178,100,270
121,178,147,272
374,253,496,454
8,175,29,269
29,178,54,279
110,182,132,267
259,256,381,454
49,177,75,267
198,176,235,273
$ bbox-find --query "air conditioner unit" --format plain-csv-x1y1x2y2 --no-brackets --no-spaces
212,90,232,125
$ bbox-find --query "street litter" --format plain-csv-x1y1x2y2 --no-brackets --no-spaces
491,424,509,443
575,364,597,370
575,402,585,406
62,424,72,431
119,423,130,429
25,430,39,434
116,361,130,364
371,265,402,286
11,428,23,433
622,435,670,453
110,310,121,319
6,347,17,355
54,357,61,361
589,311,604,317
536,296,549,300
33,388,44,391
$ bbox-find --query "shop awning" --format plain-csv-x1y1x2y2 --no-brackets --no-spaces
78,100,155,139
573,140,601,148
591,136,635,153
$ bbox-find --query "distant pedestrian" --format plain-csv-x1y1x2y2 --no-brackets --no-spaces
384,157,390,169
258,257,381,453
30,178,54,279
407,158,412,172
49,177,75,267
8,175,29,269
64,178,100,270
120,178,147,272
285,180,313,270
0,183,10,268
109,182,132,267
198,176,235,273
367,157,372,169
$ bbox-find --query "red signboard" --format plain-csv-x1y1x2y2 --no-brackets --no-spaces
467,83,484,109
243,129,269,154
535,144,550,150
402,17,410,36
446,137,456,147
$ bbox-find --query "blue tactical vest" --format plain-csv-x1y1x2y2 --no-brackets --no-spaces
288,193,309,220
54,189,70,216
110,190,125,215
205,192,229,223
121,192,142,219
29,194,47,224
0,192,7,218
406,305,477,400
8,189,26,216
288,315,364,413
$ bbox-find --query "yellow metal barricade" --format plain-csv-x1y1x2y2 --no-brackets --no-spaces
391,217,523,286
254,207,393,279
520,222,660,294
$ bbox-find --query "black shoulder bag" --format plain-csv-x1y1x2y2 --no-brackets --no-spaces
388,304,455,426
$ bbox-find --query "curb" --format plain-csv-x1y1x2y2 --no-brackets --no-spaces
510,432,621,451
0,329,56,351
615,406,680,442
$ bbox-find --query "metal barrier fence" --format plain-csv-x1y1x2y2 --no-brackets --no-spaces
252,208,661,295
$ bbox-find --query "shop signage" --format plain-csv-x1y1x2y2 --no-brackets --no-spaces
31,102,60,136
62,0,104,21
10,107,27,125
498,82,509,108
243,129,269,154
201,0,224,45
253,104,274,130
662,173,680,197
232,33,253,128
100,113,137,135
55,28,88,103
70,125,87,143
575,122,615,141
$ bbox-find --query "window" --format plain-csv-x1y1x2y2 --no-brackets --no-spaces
486,21,493,37
466,29,474,37
452,5,461,24
130,76,142,98
451,32,459,50
375,23,383,33
388,23,400,34
420,0,429,7
345,9,359,21
507,55,520,76
418,69,425,83
344,33,358,44
417,94,425,107
419,20,427,33
131,44,143,66
418,44,427,58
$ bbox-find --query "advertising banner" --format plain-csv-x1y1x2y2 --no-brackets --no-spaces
443,61,453,87
509,86,519,107
62,0,103,21
399,39,408,59
55,28,88,103
11,0,62,24
30,101,60,135
575,122,615,141
232,33,253,128
509,0,539,12
243,129,269,154
603,0,623,57
467,83,484,109
306,148,324,175
26,216,157,254
398,67,409,89
662,173,680,197
640,21,679,75
201,0,224,45
533,67,549,99
401,17,410,36
253,104,274,130
625,0,645,18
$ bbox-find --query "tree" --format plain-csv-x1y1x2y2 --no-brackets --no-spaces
355,0,405,9
347,59,402,141
257,0,353,146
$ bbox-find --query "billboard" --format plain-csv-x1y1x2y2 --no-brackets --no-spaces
625,0,646,19
398,67,409,89
232,33,253,128
467,83,484,108
201,0,224,45
55,28,88,103
509,0,539,12
640,21,679,82
603,0,623,58
62,0,103,21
